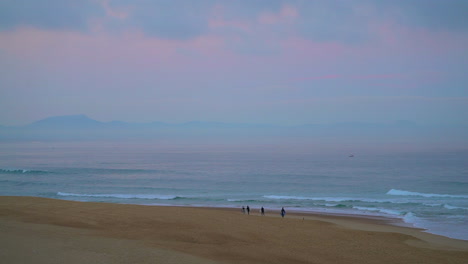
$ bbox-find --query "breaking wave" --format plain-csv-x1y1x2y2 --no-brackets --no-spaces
387,189,468,199
263,195,406,204
57,192,182,200
0,168,49,174
352,206,405,216
443,204,468,210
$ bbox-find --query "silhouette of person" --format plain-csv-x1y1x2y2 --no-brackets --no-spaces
247,205,250,215
281,207,286,218
242,206,245,214
261,206,265,216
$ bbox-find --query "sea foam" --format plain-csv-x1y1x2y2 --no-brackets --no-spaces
263,195,364,202
0,168,49,174
387,189,468,199
263,195,404,204
443,204,468,210
57,192,179,200
352,206,404,217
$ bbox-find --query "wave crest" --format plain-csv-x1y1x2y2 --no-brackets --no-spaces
263,195,392,203
57,192,180,200
0,168,49,174
387,189,468,199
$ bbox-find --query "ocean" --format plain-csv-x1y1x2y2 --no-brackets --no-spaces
1,141,467,240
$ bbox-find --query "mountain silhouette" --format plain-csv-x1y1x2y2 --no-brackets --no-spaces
28,115,104,129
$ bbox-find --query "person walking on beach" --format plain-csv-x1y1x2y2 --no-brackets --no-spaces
281,207,286,218
261,206,265,216
246,206,250,215
242,206,245,214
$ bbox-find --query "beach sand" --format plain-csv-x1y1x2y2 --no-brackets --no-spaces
1,197,467,264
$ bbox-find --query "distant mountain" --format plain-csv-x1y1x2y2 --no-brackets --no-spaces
19,115,280,130
0,115,466,146
25,115,172,129
27,114,104,129
20,116,420,131
0,115,286,141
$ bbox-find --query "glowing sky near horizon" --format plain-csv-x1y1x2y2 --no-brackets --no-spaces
0,0,467,126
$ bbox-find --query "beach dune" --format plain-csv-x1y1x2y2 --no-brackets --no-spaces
1,196,467,264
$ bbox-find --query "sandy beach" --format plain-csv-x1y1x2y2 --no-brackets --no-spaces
1,196,467,264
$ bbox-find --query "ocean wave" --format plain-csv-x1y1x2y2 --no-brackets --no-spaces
0,168,49,174
227,198,259,202
57,192,181,200
324,203,349,208
75,168,178,175
387,189,468,199
422,203,468,210
402,212,421,224
263,195,408,204
443,204,468,210
263,195,316,200
352,206,404,216
0,179,51,186
263,195,365,202
423,203,442,207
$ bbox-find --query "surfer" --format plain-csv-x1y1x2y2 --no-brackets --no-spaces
261,206,265,216
281,207,286,218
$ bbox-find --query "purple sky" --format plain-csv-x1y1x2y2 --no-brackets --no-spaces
0,0,467,126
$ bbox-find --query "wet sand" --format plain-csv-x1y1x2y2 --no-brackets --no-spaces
1,196,467,264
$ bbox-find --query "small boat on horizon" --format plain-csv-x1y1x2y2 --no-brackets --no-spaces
349,154,354,157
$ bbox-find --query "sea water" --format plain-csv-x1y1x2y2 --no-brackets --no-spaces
0,141,467,240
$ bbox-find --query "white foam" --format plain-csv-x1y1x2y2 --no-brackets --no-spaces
353,206,404,217
1,168,29,173
263,195,406,204
424,203,442,207
387,189,468,199
226,198,255,202
403,212,419,224
443,204,468,210
263,195,315,200
263,195,363,202
57,192,178,200
401,213,468,240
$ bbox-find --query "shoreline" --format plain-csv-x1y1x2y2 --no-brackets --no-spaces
167,204,468,248
7,195,468,241
141,203,442,237
1,196,468,263
150,203,413,228
6,195,468,241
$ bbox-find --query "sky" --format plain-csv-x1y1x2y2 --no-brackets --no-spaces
0,0,467,126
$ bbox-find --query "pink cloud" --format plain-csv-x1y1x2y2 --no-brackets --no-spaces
0,8,463,94
372,20,468,57
0,25,257,89
0,27,179,67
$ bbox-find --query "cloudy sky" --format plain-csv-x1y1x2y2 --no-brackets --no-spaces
0,0,467,126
